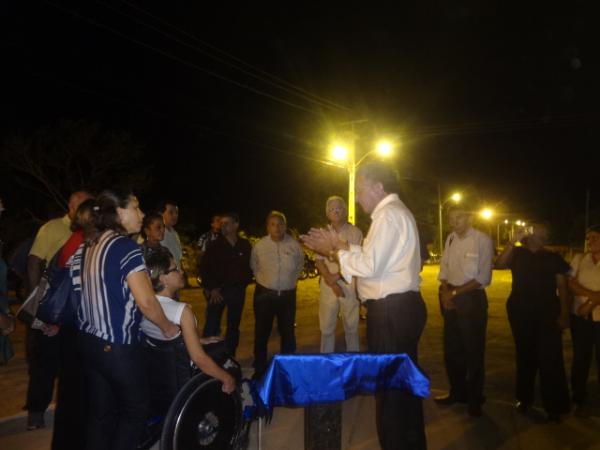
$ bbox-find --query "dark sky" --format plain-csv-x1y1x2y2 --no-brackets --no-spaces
1,1,598,243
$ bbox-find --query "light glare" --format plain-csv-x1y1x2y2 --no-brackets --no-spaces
376,141,393,156
332,145,348,161
450,192,462,203
480,208,494,220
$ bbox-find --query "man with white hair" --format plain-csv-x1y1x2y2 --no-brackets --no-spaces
315,196,362,353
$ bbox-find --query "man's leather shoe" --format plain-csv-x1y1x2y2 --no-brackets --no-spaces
434,394,466,406
515,401,529,413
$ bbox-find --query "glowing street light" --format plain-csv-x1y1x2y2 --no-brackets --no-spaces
331,145,348,161
450,192,462,203
437,189,462,257
480,208,494,220
376,140,393,157
329,138,395,224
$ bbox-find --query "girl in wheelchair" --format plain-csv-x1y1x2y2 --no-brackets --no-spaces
140,248,236,416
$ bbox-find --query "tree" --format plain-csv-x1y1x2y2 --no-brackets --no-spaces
0,119,151,213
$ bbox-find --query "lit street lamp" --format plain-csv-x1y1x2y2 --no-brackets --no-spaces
437,189,461,257
330,138,395,224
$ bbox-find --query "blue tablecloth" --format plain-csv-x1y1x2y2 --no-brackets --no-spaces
256,353,430,410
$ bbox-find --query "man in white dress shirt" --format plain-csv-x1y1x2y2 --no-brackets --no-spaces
435,205,493,417
251,211,304,379
302,162,427,450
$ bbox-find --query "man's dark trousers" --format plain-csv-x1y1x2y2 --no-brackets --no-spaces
506,301,569,414
203,284,246,356
26,328,60,415
442,289,487,408
366,291,427,450
570,314,600,405
253,284,296,377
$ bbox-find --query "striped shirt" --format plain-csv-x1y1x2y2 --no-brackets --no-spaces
72,230,147,345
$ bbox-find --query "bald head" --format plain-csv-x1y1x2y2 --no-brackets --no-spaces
68,191,93,220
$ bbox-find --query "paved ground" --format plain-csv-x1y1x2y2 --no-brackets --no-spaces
2,265,600,449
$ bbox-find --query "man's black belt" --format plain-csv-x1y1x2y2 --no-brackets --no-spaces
364,291,420,304
256,283,295,296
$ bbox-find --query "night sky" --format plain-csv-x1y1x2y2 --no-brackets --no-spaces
1,1,598,245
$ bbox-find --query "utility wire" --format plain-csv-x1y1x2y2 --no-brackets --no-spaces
405,114,594,138
44,0,324,116
26,70,329,166
113,0,352,113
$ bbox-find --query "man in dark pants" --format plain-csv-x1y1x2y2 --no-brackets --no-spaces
25,190,91,430
496,223,571,421
251,211,304,379
199,212,252,356
435,205,493,417
302,162,427,450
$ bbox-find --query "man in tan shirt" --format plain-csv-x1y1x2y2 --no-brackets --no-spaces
25,190,91,430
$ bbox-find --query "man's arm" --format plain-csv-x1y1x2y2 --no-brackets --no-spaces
495,229,527,269
337,211,403,279
315,258,344,297
0,310,15,335
26,254,45,295
556,274,571,329
198,243,218,290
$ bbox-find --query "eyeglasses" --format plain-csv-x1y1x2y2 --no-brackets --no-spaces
165,267,180,275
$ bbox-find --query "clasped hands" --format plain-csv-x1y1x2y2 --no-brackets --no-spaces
300,225,349,257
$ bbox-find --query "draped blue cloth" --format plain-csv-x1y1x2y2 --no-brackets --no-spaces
256,353,430,410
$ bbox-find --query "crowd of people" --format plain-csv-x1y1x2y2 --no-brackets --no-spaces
0,161,599,450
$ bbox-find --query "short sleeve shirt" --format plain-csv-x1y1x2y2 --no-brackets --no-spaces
508,246,570,305
29,215,72,262
73,230,147,345
570,253,600,320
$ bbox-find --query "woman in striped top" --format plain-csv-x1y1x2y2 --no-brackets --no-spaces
72,190,179,450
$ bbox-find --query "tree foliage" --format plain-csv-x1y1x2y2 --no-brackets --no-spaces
0,119,151,212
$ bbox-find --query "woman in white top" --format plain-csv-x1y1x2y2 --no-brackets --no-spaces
141,247,235,398
569,224,600,417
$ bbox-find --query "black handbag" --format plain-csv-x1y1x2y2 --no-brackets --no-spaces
36,247,85,325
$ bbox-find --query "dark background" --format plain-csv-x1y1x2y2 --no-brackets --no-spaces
1,1,598,248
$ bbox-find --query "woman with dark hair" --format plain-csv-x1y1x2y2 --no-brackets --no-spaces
569,224,600,417
72,190,179,450
140,211,166,260
141,248,235,416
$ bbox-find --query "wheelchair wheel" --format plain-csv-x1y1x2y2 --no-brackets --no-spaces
160,373,244,450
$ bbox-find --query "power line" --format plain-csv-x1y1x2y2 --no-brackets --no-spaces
44,0,325,117
407,114,594,138
113,0,353,113
26,69,328,166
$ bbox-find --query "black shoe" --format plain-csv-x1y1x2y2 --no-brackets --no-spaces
468,403,482,417
515,401,529,414
434,394,467,406
27,412,45,431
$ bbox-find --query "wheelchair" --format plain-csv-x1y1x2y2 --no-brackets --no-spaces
138,337,253,450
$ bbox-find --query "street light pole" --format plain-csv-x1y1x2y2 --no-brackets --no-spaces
438,183,443,257
348,143,356,225
496,222,500,249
